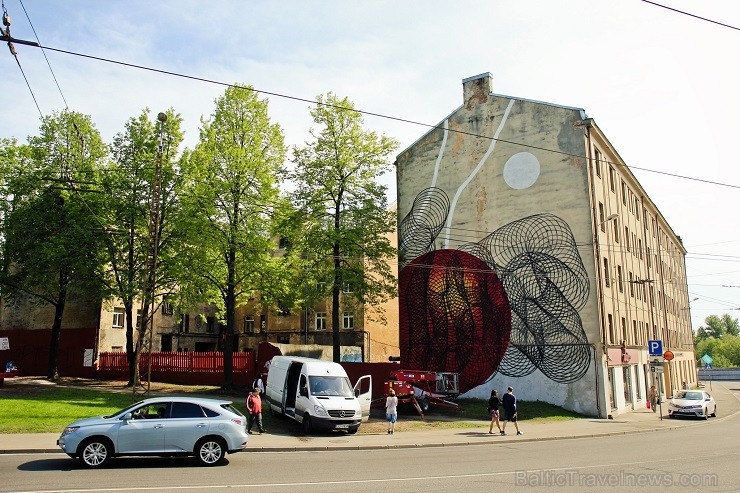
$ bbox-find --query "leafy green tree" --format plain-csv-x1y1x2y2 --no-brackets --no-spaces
1,111,108,379
177,85,285,389
695,334,740,367
102,108,184,385
695,314,740,342
290,93,398,363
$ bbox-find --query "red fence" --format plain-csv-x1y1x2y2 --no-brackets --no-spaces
98,351,255,387
0,328,97,378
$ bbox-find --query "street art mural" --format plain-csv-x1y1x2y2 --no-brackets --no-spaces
399,187,591,393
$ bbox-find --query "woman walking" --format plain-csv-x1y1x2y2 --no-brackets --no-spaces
487,389,503,434
386,389,398,434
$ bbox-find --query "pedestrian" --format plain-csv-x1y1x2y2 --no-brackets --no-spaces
386,389,398,434
487,389,503,434
252,374,265,396
246,387,266,434
648,385,657,413
501,386,522,436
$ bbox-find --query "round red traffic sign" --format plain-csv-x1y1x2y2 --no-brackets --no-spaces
663,350,674,361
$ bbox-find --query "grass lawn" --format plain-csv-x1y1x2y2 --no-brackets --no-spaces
1,380,585,434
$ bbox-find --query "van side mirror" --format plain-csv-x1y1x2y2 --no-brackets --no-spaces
355,389,360,398
300,386,308,398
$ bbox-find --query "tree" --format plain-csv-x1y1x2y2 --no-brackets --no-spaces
695,314,740,342
290,93,398,363
1,111,108,379
177,85,285,389
101,108,184,385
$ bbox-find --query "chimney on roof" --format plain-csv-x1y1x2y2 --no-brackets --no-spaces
463,72,493,108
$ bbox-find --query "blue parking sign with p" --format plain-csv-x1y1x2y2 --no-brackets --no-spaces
648,340,663,356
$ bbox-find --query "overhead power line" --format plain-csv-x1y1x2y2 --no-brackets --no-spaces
2,35,740,190
642,0,740,31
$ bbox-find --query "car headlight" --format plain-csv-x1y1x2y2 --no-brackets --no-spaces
314,405,328,416
61,426,80,437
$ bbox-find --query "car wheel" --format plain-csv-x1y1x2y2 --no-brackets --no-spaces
195,437,226,466
419,397,430,413
711,406,717,418
78,437,112,468
347,427,359,435
302,414,312,435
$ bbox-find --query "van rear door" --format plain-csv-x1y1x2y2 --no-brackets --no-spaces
353,375,372,422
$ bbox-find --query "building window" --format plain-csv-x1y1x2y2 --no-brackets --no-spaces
623,365,632,404
342,282,353,293
613,220,619,243
316,282,326,294
206,316,216,333
161,300,174,316
244,316,255,333
617,265,623,293
278,237,290,249
136,309,143,329
609,166,616,192
112,345,123,352
603,258,610,287
621,181,627,205
598,203,605,232
625,227,630,251
633,320,638,344
180,314,190,333
112,308,124,328
629,272,634,297
315,312,327,331
343,312,354,330
621,317,627,342
594,148,602,178
608,314,615,343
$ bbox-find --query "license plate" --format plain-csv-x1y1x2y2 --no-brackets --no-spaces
335,424,349,429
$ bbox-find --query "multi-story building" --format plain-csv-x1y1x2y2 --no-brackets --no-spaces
395,72,695,417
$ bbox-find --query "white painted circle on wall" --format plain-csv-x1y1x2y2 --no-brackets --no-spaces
503,152,540,189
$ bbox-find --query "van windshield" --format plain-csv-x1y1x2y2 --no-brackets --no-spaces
309,376,354,397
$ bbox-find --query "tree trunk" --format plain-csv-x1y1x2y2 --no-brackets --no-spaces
47,285,67,380
332,240,341,363
222,242,237,390
125,303,135,386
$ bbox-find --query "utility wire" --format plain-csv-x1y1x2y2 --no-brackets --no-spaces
1,39,734,191
642,0,740,32
2,3,42,117
17,0,68,108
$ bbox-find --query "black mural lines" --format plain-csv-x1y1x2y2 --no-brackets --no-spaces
399,187,592,385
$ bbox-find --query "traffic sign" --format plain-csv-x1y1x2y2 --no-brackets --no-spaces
663,350,674,361
650,364,664,373
701,354,713,365
648,340,663,356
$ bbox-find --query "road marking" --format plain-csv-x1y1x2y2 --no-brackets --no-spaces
12,451,740,493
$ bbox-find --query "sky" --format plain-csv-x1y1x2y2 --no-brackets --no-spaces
1,0,739,332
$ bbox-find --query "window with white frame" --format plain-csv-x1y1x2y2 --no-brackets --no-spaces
112,308,124,328
315,312,327,331
244,316,255,333
161,300,174,316
342,282,353,293
343,312,354,330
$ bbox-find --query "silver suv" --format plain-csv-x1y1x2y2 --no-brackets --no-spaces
57,396,249,467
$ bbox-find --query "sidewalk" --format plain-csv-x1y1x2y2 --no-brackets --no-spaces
2,380,738,454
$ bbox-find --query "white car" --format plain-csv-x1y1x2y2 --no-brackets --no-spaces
57,396,249,467
668,390,716,419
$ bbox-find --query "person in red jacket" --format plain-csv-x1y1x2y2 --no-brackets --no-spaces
246,387,266,434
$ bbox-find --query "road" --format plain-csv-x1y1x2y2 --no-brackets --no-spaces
2,411,739,493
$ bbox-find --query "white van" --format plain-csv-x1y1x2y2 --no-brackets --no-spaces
265,356,372,434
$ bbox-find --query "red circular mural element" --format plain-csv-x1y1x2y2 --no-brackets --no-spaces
399,249,511,393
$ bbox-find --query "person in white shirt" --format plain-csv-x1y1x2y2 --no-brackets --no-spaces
386,389,399,434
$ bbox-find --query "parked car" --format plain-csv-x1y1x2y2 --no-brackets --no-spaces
57,396,249,467
668,390,717,419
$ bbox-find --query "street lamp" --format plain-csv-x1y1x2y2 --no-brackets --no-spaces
599,213,619,228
